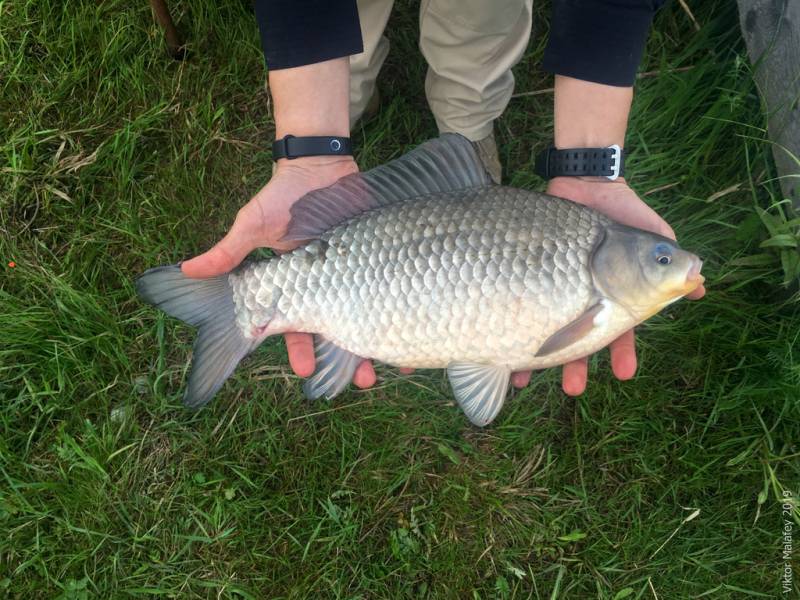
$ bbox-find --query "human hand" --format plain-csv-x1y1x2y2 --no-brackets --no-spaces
181,156,378,388
510,177,706,393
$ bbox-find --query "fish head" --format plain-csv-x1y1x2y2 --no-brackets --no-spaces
591,225,704,320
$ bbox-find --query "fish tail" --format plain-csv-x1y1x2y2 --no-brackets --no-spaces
135,265,256,409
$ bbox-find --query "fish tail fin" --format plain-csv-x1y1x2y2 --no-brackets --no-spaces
135,265,256,409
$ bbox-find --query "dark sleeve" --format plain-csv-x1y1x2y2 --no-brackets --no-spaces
253,0,363,70
542,0,667,87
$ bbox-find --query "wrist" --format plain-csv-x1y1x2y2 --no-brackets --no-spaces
547,176,630,202
549,175,627,187
274,155,357,180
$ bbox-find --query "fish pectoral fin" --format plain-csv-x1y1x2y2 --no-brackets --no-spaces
447,363,511,427
303,336,364,400
535,301,605,357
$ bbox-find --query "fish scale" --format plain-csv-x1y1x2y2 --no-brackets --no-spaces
230,188,608,371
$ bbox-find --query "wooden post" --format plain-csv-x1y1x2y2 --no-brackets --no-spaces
150,0,186,60
737,0,800,209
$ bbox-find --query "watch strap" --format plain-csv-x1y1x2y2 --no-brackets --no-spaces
535,145,624,180
272,135,353,160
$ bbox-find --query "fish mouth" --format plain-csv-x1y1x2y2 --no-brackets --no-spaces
685,256,705,291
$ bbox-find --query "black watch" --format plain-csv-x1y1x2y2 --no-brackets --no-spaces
535,145,624,180
272,135,353,160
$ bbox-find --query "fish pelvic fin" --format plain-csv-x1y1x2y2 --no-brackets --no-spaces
281,133,493,241
447,362,511,427
136,265,257,409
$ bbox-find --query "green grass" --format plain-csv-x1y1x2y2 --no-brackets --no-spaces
2,0,799,597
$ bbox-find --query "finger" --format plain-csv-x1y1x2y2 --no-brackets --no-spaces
609,329,637,381
562,358,588,396
284,333,315,378
660,223,676,241
398,367,415,375
181,223,256,279
511,370,531,389
352,360,377,388
686,283,706,300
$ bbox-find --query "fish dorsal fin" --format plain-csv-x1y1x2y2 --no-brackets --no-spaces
282,133,492,241
303,336,364,400
535,301,606,357
447,362,511,427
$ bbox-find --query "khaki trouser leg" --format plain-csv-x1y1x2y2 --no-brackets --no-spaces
349,0,395,129
419,0,533,141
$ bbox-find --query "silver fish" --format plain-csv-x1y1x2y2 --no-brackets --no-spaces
137,135,704,426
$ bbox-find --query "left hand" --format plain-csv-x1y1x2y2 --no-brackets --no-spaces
509,177,706,394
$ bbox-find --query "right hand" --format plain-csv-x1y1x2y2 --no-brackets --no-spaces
181,156,378,388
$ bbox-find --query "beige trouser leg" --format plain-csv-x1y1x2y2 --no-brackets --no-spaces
349,0,394,129
419,0,533,141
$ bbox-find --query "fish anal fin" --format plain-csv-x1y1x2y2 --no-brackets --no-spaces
303,336,364,400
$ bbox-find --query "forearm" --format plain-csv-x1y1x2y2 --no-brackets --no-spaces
553,75,632,150
271,58,351,139
254,1,360,160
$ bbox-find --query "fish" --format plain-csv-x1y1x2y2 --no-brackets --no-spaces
136,134,704,426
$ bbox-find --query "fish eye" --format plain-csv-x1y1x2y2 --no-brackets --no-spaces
653,243,672,266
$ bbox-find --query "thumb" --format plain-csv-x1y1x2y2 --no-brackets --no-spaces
181,222,256,278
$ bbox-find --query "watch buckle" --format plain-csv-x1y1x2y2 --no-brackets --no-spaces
275,135,296,160
606,144,621,181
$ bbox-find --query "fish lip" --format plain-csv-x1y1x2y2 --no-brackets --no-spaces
685,257,705,288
